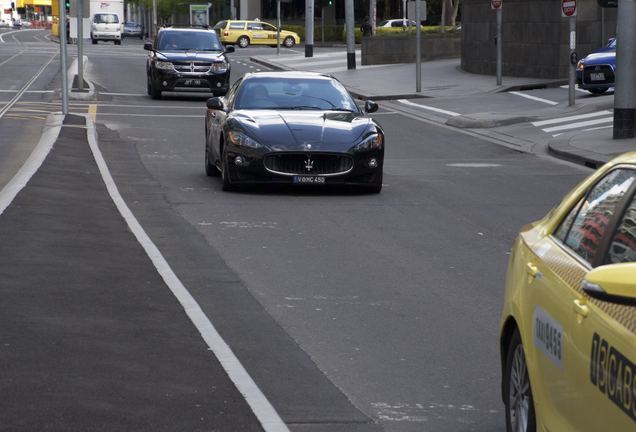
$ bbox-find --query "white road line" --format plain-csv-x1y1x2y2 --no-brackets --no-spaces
96,113,202,117
0,90,55,93
99,92,147,96
583,125,613,132
84,114,290,432
560,84,603,94
0,51,24,67
532,110,612,127
509,91,559,106
398,99,460,117
0,113,63,216
0,54,57,120
542,116,613,133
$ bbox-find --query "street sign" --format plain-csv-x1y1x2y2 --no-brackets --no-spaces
561,0,576,17
491,0,502,10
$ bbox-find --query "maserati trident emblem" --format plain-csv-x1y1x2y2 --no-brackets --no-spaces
190,62,196,73
304,156,314,172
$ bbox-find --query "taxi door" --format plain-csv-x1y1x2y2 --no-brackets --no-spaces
247,22,267,45
260,22,278,43
566,188,636,431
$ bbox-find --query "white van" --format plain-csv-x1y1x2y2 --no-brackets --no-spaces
91,13,122,44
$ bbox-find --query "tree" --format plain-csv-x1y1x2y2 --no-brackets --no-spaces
440,0,460,28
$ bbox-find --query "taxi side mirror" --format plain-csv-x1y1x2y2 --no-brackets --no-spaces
582,263,636,306
206,97,225,111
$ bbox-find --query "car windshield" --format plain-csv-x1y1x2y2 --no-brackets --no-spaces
234,77,358,111
94,14,118,24
157,31,223,51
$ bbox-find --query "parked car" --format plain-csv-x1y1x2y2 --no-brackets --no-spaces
377,19,417,27
145,26,234,100
212,19,300,48
577,38,616,95
500,151,636,432
10,19,22,28
91,13,122,45
204,71,384,192
123,21,143,39
0,20,9,28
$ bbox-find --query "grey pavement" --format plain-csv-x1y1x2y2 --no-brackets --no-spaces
251,49,636,168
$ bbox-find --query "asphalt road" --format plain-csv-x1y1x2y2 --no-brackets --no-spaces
0,31,593,431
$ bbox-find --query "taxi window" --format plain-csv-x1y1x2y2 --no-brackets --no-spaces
557,169,635,265
229,22,245,29
248,22,263,30
262,23,276,31
606,194,636,264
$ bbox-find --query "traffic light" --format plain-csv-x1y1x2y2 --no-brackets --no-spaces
65,0,70,12
328,0,332,5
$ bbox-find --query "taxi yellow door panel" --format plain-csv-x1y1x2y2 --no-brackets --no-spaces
261,23,278,42
247,22,267,44
519,234,581,431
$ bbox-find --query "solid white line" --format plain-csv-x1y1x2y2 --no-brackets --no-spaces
0,51,23,67
0,113,63,216
96,113,202,117
0,90,55,93
542,116,613,133
99,92,147,96
84,114,290,432
583,125,613,132
532,110,612,127
560,84,600,94
509,91,559,106
398,99,460,117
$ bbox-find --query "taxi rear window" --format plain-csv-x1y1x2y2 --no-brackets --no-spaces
213,21,226,30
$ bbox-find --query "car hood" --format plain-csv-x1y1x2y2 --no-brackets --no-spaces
583,50,615,65
230,110,375,151
156,51,226,62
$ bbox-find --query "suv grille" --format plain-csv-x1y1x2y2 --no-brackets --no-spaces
264,153,353,176
583,65,615,85
172,61,212,73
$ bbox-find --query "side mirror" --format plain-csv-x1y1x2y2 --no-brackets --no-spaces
364,100,379,114
582,263,636,306
144,42,153,51
224,45,235,53
206,97,225,111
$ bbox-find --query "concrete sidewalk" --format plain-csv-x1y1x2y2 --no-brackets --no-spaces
252,49,636,167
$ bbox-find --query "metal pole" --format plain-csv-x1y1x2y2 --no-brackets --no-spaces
321,6,324,44
152,0,157,37
496,6,502,85
276,0,280,55
230,0,235,19
613,0,636,138
601,7,605,45
77,0,84,91
304,0,314,57
345,0,355,69
568,16,575,107
60,0,69,114
415,0,421,92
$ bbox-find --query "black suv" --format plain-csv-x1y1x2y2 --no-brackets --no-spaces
145,27,235,100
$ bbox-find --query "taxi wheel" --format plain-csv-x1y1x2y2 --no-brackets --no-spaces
238,36,249,48
283,36,295,48
504,330,536,432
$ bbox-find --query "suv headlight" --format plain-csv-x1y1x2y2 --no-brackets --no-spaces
227,131,262,149
155,61,173,70
210,62,228,73
355,133,383,151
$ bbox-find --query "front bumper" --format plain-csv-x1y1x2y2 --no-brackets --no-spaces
223,147,384,187
92,31,121,40
577,64,615,90
151,69,230,94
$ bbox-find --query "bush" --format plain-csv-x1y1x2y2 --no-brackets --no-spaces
278,24,458,44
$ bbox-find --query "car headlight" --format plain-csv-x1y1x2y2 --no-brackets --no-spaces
155,61,173,70
577,60,585,71
210,62,228,73
355,133,384,151
227,131,262,149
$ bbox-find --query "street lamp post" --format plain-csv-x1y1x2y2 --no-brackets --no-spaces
345,0,354,69
59,0,69,114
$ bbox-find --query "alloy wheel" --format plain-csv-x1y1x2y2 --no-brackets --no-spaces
509,344,530,432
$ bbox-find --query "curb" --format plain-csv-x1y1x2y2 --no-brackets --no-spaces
547,135,609,169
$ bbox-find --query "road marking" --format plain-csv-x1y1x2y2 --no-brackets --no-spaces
0,113,63,216
531,110,612,127
446,163,502,168
583,125,613,132
509,91,559,106
0,89,55,93
88,104,97,122
560,84,602,94
542,116,613,133
0,53,57,120
398,99,460,117
0,51,24,67
99,92,147,96
84,114,290,432
96,113,202,118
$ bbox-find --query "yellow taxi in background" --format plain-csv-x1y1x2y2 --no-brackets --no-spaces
500,152,636,432
212,19,300,48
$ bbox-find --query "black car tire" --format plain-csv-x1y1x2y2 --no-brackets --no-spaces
364,172,383,194
205,145,220,177
91,38,97,44
150,81,162,100
237,36,249,48
147,77,151,95
221,154,235,191
588,87,609,95
504,329,536,432
283,36,295,48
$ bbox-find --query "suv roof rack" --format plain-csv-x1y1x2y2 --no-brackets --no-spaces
162,24,211,30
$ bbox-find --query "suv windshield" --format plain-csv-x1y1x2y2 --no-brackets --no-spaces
157,31,223,51
94,14,118,24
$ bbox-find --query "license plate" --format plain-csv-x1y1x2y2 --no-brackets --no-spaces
590,72,605,81
184,79,201,86
293,176,326,184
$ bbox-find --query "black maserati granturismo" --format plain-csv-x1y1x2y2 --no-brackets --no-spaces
204,71,384,193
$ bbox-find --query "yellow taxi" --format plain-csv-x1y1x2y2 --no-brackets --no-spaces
500,152,636,431
212,19,300,48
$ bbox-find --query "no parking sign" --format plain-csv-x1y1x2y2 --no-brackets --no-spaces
561,0,577,17
491,0,502,10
